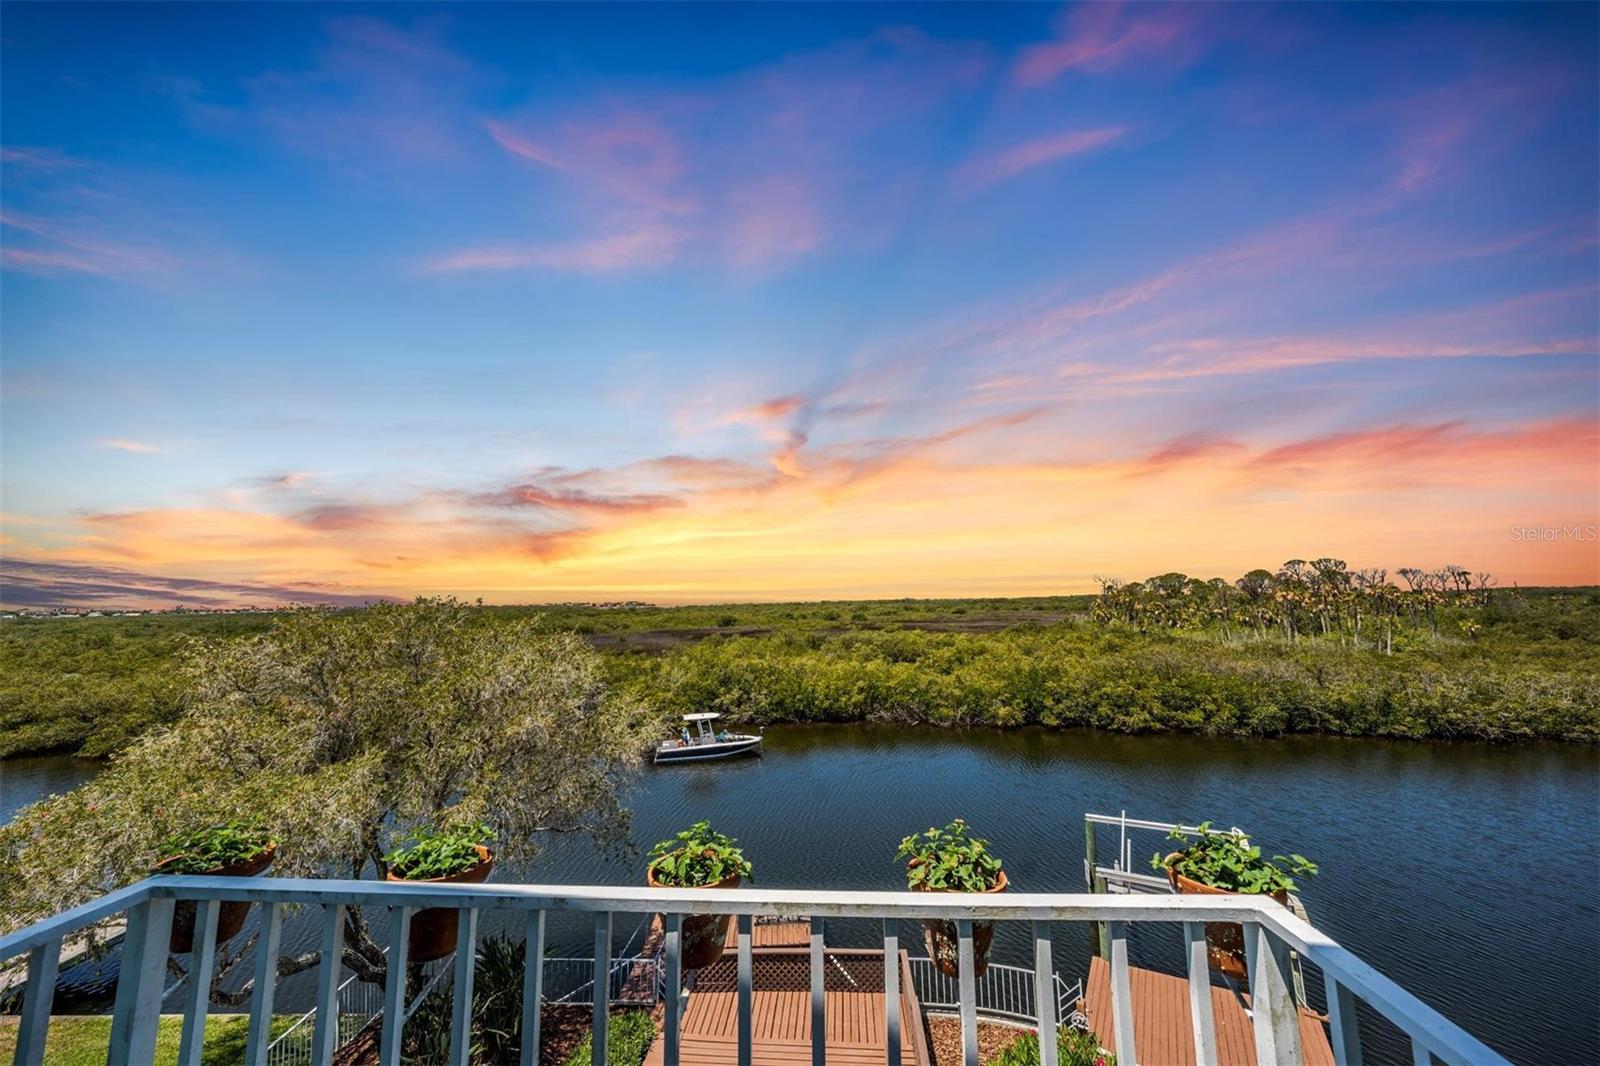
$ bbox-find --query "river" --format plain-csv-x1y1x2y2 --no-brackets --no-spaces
4,726,1596,1063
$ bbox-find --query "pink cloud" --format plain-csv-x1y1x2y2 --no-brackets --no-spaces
1013,3,1202,88
93,438,163,454
420,225,682,275
1,211,178,280
957,126,1130,189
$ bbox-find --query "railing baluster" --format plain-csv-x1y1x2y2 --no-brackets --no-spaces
311,904,346,1066
810,916,825,1066
520,910,546,1066
663,913,683,1066
1244,921,1304,1066
245,904,284,1066
1033,921,1058,1066
177,900,222,1066
108,896,175,1066
1183,922,1218,1066
593,911,612,1066
379,906,414,1066
1411,1039,1435,1066
14,937,61,1066
956,919,978,1066
737,914,753,1066
450,909,480,1066
1107,920,1137,1066
1324,972,1363,1066
883,919,900,1066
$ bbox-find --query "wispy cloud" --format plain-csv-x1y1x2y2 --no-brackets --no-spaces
93,438,164,454
1012,3,1207,87
956,126,1130,190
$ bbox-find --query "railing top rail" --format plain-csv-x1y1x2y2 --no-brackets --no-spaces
0,874,1509,1066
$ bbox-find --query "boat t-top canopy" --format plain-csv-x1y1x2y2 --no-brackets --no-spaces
682,712,721,722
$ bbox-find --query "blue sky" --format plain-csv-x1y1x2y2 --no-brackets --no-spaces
2,3,1597,606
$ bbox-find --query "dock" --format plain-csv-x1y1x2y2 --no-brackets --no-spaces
643,919,930,1066
1081,956,1335,1066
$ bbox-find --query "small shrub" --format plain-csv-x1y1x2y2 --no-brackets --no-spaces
153,821,272,874
1155,821,1316,894
562,1009,655,1066
647,821,752,887
897,818,1004,891
992,1024,1115,1066
384,821,494,880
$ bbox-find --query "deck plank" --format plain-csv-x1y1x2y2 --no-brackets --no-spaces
1083,956,1336,1066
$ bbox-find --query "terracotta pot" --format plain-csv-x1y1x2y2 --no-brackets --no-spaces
1163,853,1288,980
155,843,277,954
911,867,1008,978
647,862,741,970
386,845,495,963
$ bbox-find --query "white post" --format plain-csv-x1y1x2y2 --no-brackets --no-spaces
1108,920,1137,1066
379,906,414,1066
245,904,284,1066
956,920,978,1066
13,938,61,1066
107,897,175,1066
738,914,753,1066
1244,921,1304,1066
592,912,612,1066
449,909,480,1066
520,911,545,1066
664,913,682,1066
1034,922,1058,1066
1324,973,1363,1066
311,905,346,1066
811,916,826,1066
883,920,901,1066
1184,922,1219,1066
177,900,222,1066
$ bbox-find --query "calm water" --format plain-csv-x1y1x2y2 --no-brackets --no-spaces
5,728,1597,1063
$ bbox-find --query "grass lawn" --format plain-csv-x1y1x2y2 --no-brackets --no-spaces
0,1013,296,1065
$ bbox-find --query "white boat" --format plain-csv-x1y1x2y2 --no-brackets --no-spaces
653,712,762,764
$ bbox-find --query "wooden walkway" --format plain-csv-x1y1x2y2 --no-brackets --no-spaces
643,920,929,1066
1081,956,1336,1066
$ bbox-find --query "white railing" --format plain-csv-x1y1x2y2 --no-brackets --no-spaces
0,877,1510,1066
907,957,1081,1027
263,948,451,1066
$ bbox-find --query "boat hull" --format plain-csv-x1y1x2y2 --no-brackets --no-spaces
653,735,762,764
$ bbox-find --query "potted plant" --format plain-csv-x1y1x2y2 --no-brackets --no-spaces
384,821,496,963
152,821,277,953
897,819,1007,977
646,821,752,969
1154,822,1316,979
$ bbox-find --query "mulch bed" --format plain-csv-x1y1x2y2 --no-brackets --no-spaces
926,1014,1034,1066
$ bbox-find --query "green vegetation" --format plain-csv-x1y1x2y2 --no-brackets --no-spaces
1156,822,1317,895
648,820,752,887
153,821,273,874
0,1013,294,1066
1,577,1596,763
991,1024,1114,1066
560,1010,655,1066
384,820,495,880
898,818,1005,891
403,934,534,1063
0,599,651,1008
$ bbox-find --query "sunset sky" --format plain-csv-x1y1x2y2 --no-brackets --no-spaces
2,3,1597,608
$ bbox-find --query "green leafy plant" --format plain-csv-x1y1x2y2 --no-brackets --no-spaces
1154,821,1317,894
384,820,494,880
992,1025,1114,1066
561,1009,655,1066
647,821,752,887
897,818,1004,892
154,821,272,875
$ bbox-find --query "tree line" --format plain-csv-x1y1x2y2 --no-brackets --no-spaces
1092,559,1502,653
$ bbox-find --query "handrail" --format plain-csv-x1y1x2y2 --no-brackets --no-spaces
0,875,1510,1066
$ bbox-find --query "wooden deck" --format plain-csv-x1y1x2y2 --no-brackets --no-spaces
643,921,929,1066
1081,956,1336,1066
